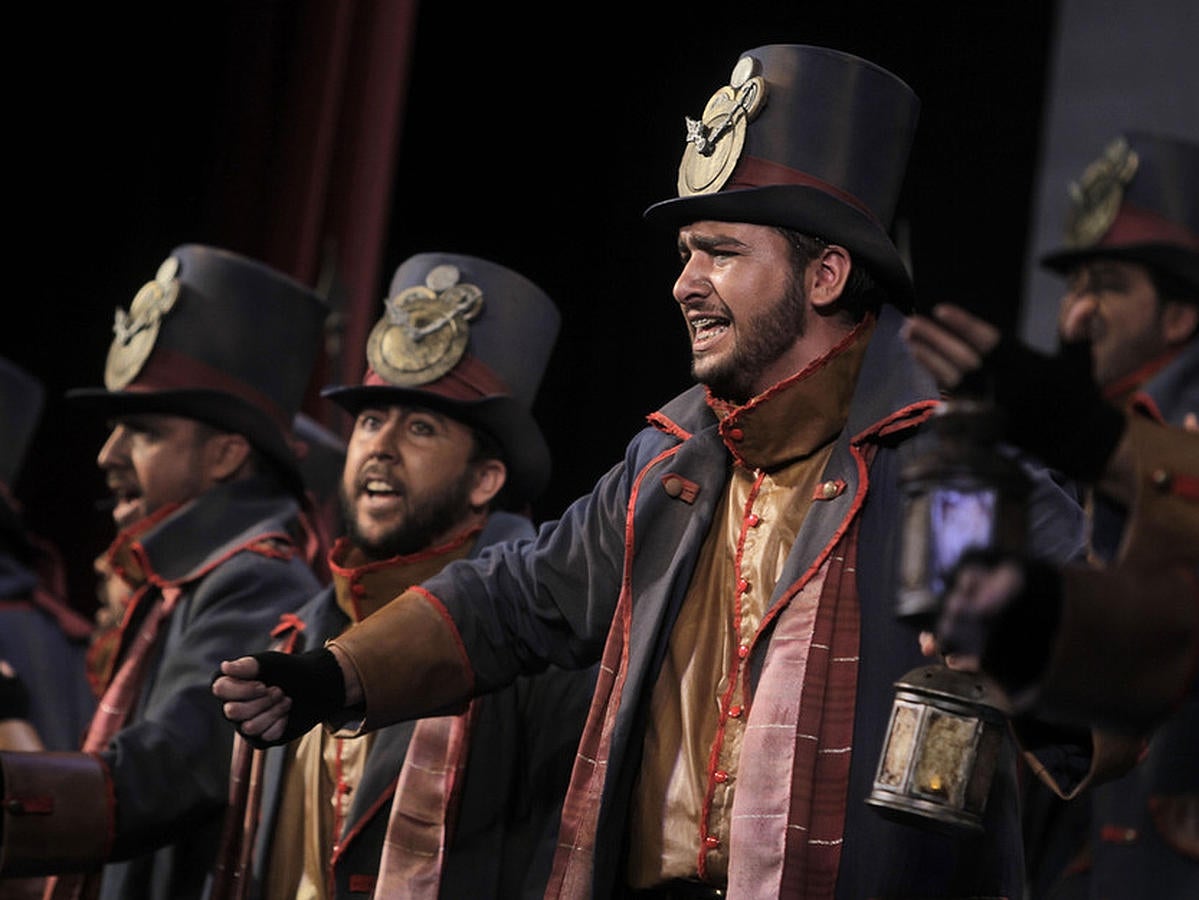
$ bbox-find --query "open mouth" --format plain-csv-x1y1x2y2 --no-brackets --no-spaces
690,314,730,351
357,473,405,511
107,484,144,526
362,477,400,499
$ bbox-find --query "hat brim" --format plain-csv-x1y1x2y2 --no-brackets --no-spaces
643,184,914,310
65,387,305,498
322,384,551,505
1040,243,1199,295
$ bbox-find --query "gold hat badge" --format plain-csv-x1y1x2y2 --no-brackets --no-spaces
105,256,181,390
367,264,484,387
678,55,767,197
1064,136,1140,249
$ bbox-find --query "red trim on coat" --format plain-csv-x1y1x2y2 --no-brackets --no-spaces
696,470,766,878
328,528,481,579
647,410,694,441
1107,349,1183,407
713,319,876,468
546,443,684,897
409,585,477,698
335,766,402,861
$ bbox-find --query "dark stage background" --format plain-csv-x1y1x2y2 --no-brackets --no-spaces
8,2,1057,614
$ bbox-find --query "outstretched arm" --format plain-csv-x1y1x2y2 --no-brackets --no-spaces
213,645,359,746
902,303,1127,484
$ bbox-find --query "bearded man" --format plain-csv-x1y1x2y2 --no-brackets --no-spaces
217,46,1090,898
210,253,597,900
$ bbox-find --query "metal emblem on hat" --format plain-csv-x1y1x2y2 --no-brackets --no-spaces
678,55,767,197
1064,136,1140,249
367,264,485,387
104,256,181,390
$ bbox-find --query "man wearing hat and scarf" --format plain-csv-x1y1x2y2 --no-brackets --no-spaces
904,130,1199,898
215,46,1087,898
209,253,596,899
0,245,329,900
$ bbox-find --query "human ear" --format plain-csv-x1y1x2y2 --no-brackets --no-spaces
207,432,254,482
808,245,852,309
1160,300,1199,346
469,459,508,509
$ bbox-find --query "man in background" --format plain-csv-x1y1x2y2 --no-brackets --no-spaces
0,355,95,754
212,253,596,900
904,129,1199,899
0,244,329,900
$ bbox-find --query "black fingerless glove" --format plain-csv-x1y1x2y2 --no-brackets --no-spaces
244,648,347,749
977,336,1126,483
976,555,1064,700
0,668,31,721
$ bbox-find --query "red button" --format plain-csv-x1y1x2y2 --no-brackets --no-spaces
746,513,761,527
728,705,743,718
713,770,729,783
737,578,749,593
738,644,749,659
728,428,744,441
704,834,720,849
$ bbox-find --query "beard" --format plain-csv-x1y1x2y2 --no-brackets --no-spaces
340,474,476,561
695,275,808,403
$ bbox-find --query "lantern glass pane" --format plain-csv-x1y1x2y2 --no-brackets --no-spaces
877,700,922,788
913,708,979,806
928,487,997,596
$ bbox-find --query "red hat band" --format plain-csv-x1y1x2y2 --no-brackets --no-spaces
727,154,882,227
1099,201,1199,252
127,346,291,432
361,352,510,403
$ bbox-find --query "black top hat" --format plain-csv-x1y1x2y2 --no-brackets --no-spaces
1041,131,1199,296
644,44,920,308
0,356,45,490
323,253,560,506
67,244,329,496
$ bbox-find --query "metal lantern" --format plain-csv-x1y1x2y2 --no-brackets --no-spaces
867,663,1011,831
868,398,1030,831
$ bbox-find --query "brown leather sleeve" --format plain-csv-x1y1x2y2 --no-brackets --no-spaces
1034,563,1199,734
0,751,114,876
1112,416,1199,569
328,588,474,732
1021,727,1146,800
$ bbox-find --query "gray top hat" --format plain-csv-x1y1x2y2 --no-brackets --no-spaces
323,253,561,505
1041,131,1199,295
67,244,330,495
644,44,920,308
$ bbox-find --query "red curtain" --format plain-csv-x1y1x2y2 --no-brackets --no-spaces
202,0,421,432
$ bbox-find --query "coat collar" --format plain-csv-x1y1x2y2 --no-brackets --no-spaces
649,305,940,448
104,477,301,586
330,530,480,624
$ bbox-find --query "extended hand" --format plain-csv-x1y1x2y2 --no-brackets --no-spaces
212,648,346,748
936,550,1064,706
904,303,1126,481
